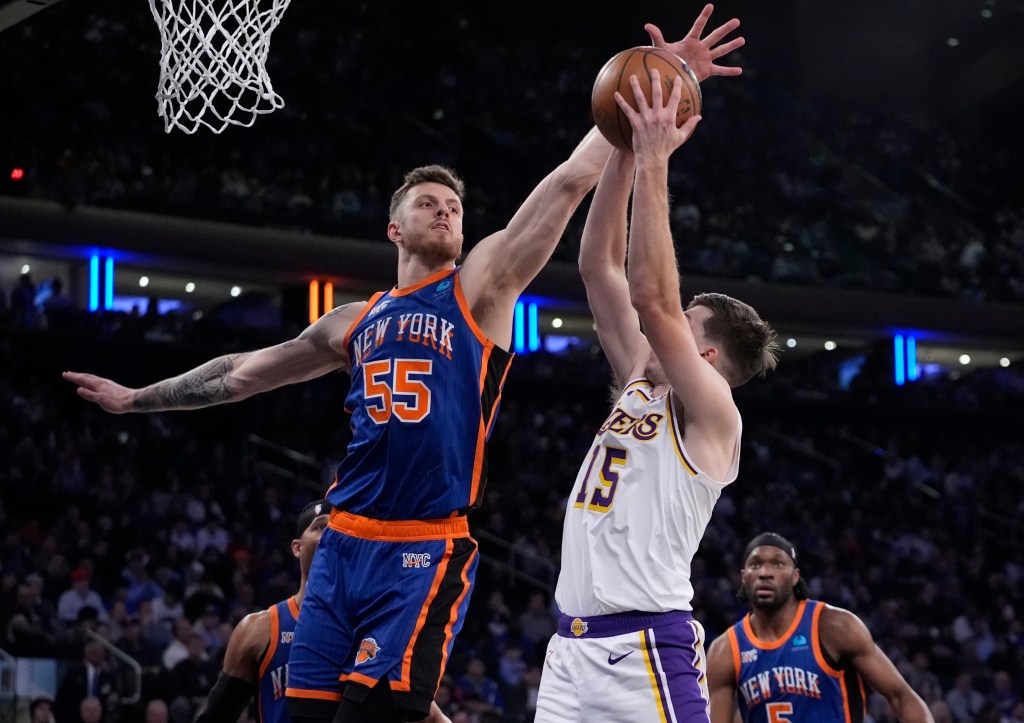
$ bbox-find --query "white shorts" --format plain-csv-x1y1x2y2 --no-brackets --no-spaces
535,610,710,723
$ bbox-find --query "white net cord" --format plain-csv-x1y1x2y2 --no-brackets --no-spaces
147,0,292,134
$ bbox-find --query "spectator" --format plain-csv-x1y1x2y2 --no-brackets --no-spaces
946,672,986,722
57,566,108,625
54,641,116,723
29,698,55,723
144,699,169,723
454,656,504,721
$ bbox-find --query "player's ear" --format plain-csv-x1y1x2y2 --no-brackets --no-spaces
291,539,302,560
701,346,719,364
387,221,402,243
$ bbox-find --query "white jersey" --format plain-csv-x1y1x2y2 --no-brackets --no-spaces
555,378,741,616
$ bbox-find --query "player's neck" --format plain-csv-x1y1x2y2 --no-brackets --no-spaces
749,603,800,641
396,254,456,289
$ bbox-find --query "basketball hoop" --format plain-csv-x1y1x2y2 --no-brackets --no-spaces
147,0,292,134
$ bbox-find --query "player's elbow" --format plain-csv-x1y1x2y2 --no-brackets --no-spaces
551,159,600,200
629,281,665,314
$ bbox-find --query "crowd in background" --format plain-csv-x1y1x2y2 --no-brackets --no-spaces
2,3,1024,303
1,308,1023,722
2,3,1024,722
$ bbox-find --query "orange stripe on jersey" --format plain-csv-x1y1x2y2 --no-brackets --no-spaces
258,604,280,679
325,474,339,497
285,688,342,701
468,346,493,503
342,291,385,351
742,600,808,650
329,509,469,541
398,538,454,693
666,392,698,476
438,541,477,688
388,268,454,298
484,354,512,438
810,602,843,677
726,627,742,685
287,595,300,620
452,271,492,347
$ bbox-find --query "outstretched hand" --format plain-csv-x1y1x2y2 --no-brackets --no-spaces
646,3,744,82
62,371,134,414
614,70,701,160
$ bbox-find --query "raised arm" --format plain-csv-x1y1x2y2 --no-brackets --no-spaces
646,3,745,82
63,302,363,413
821,607,934,723
458,126,611,344
706,633,742,723
619,72,737,448
578,148,650,387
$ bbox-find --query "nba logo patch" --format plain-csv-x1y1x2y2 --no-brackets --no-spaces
570,618,589,637
434,280,453,294
355,638,381,665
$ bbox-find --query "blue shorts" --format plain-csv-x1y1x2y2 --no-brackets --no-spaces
286,511,478,719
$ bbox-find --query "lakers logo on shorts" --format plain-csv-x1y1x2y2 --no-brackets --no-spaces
355,638,381,665
570,618,589,637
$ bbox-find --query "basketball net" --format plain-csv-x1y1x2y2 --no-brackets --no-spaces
147,0,292,134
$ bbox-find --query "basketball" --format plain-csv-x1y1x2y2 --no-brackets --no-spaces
591,46,702,151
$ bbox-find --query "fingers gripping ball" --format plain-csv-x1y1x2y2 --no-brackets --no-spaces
591,46,702,151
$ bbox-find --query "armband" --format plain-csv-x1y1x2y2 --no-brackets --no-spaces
195,673,256,723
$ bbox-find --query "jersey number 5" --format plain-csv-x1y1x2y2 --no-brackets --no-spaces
363,359,433,423
573,446,628,512
767,702,793,723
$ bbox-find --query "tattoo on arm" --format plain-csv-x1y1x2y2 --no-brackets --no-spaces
132,354,247,411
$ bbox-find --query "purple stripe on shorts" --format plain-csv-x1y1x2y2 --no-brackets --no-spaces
556,610,693,639
647,621,710,722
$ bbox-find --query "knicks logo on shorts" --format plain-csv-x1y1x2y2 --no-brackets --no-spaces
570,618,589,637
355,638,382,665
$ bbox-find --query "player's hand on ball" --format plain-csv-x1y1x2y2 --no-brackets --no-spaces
614,71,702,158
646,3,744,82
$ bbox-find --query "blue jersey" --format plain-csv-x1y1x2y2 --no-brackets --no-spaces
257,597,299,723
727,600,866,723
328,268,513,520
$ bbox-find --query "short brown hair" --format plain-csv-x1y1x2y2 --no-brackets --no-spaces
687,292,779,387
389,165,465,220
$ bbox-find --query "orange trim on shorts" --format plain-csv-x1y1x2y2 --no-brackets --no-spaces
258,604,280,679
285,688,342,702
439,543,477,689
726,627,742,685
341,671,379,688
741,600,808,650
329,509,469,541
397,538,455,693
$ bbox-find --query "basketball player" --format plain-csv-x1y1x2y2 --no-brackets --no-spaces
193,499,450,723
706,533,933,723
63,7,746,722
535,67,779,722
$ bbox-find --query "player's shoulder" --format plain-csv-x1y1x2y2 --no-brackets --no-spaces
230,608,273,655
816,602,873,648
